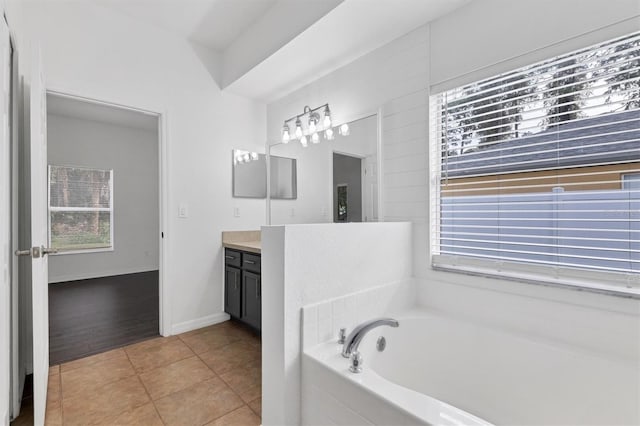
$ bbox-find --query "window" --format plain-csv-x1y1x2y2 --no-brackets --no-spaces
430,32,640,295
48,165,113,253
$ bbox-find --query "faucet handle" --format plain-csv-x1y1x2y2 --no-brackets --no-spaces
349,351,363,373
338,328,347,344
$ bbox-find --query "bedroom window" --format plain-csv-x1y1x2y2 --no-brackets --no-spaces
429,32,639,295
48,165,114,253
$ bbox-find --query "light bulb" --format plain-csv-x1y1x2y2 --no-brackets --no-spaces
295,118,303,139
309,119,317,133
243,153,250,162
325,127,334,140
311,132,320,144
323,106,331,128
300,135,308,147
282,124,290,143
251,152,258,160
339,123,350,136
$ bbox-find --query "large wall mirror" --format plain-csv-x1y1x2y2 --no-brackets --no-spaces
268,113,381,224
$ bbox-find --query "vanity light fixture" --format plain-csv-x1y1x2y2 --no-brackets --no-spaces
323,105,332,128
280,103,348,147
325,127,334,140
309,113,319,133
282,124,290,144
294,118,303,139
234,149,260,165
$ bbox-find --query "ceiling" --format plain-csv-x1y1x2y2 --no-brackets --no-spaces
47,93,158,132
226,0,471,101
92,0,471,102
92,0,279,51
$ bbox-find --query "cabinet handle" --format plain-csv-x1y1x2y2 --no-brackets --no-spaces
244,260,256,265
225,255,235,260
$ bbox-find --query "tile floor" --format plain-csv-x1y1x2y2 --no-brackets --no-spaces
40,320,261,426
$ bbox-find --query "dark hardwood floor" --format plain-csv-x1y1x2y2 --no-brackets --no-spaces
49,271,160,365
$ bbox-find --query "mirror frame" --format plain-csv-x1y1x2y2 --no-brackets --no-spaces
266,108,383,225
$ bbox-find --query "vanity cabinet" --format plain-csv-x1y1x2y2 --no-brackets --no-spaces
241,271,261,330
224,265,242,319
224,248,261,332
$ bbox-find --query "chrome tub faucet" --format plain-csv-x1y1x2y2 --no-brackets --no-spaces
341,318,399,373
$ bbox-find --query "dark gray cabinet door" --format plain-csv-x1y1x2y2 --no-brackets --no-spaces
225,265,242,319
241,270,261,331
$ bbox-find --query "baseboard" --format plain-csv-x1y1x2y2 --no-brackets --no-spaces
48,267,159,284
171,312,230,335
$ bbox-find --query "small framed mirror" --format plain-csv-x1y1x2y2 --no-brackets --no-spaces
232,149,267,198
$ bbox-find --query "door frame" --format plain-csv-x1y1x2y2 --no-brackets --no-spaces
327,110,383,224
44,88,171,337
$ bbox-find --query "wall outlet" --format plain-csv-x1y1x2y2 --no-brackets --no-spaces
321,206,327,217
178,203,188,218
234,207,240,217
290,207,295,217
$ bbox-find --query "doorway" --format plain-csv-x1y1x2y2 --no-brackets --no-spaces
45,93,162,364
333,153,363,223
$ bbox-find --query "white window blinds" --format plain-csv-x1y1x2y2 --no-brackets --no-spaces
430,32,640,295
49,165,114,252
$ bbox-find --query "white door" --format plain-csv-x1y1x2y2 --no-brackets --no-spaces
0,15,12,426
363,154,378,222
29,48,50,426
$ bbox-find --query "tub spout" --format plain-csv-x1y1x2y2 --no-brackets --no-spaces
342,317,399,358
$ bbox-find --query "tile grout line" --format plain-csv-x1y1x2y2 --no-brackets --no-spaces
193,339,248,424
188,326,262,423
247,396,261,418
122,344,167,425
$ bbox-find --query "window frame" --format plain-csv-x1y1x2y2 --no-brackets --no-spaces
47,165,115,255
428,36,640,298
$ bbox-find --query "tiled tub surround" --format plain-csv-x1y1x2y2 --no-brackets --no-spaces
41,321,261,426
302,302,639,425
301,279,415,349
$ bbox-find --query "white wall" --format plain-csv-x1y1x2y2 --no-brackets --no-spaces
12,1,267,334
47,113,159,283
261,222,412,425
269,114,378,224
430,0,640,92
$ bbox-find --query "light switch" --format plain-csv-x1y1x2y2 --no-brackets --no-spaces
234,207,240,217
178,203,188,218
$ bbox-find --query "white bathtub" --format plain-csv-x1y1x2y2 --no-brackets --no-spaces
303,309,639,425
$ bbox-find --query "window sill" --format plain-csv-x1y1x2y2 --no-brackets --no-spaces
431,255,640,299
